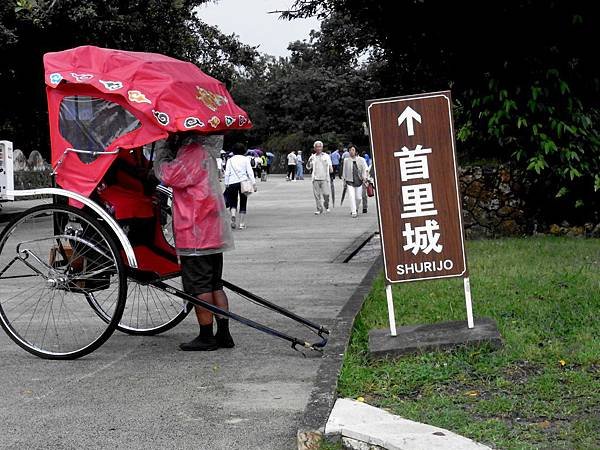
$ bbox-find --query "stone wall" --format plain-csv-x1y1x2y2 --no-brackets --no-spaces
459,165,529,239
10,149,52,199
459,165,600,239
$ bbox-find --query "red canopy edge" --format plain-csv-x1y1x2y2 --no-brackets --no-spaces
44,46,252,134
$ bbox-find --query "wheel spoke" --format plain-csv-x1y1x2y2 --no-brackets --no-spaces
0,205,124,358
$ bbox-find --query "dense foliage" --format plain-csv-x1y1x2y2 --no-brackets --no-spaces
279,0,599,216
1,0,597,220
0,0,258,153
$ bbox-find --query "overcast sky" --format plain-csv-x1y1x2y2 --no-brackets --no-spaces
197,0,321,58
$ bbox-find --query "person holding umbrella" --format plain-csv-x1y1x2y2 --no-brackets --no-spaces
265,151,274,177
342,145,369,218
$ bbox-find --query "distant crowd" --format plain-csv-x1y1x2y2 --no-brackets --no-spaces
218,141,374,230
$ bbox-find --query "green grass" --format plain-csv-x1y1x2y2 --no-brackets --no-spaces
337,237,600,450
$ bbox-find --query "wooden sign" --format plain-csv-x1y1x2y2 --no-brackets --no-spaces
367,91,467,283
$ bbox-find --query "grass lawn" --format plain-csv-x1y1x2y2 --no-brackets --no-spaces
337,237,599,450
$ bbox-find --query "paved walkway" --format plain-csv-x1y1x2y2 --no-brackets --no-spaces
0,175,379,449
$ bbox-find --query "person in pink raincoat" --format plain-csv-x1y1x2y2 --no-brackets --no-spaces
154,132,235,351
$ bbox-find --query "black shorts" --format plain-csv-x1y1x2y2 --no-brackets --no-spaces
180,253,224,296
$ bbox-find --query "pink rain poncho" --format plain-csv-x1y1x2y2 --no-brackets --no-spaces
154,134,233,256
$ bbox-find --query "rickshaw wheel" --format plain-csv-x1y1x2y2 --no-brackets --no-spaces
85,277,191,335
0,204,127,359
85,187,191,335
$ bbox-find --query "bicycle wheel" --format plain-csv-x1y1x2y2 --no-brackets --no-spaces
0,204,126,359
87,188,191,335
87,276,191,335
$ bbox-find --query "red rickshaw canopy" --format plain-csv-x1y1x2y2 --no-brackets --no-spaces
43,45,252,197
44,45,252,135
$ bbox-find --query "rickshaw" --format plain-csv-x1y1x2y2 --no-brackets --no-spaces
0,46,328,359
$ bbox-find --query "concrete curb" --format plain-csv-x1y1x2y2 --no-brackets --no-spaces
325,398,492,450
297,252,383,448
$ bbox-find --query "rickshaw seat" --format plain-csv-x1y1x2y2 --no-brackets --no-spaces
96,155,155,220
96,184,154,220
130,245,179,276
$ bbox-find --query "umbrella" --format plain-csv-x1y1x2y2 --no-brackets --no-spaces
340,183,348,206
253,149,264,156
245,150,258,157
266,152,275,157
330,178,335,208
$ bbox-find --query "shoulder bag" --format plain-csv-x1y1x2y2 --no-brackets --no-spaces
230,157,254,196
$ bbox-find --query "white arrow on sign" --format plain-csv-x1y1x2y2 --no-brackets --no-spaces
397,106,422,136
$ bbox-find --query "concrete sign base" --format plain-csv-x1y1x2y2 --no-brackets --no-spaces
369,318,502,358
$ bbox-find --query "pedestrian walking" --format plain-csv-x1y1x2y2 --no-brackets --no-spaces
286,150,297,181
266,152,274,177
154,132,235,351
296,150,304,180
330,146,342,180
224,143,257,230
359,157,373,214
306,140,333,215
362,151,371,167
342,145,369,218
260,153,268,181
252,155,262,180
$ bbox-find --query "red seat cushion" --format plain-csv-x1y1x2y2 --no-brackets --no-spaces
130,245,179,276
97,185,154,220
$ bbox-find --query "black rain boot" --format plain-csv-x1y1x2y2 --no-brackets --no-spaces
179,324,218,351
215,318,235,348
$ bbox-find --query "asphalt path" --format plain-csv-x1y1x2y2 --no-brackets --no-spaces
0,175,379,449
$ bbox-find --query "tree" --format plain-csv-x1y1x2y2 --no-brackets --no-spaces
0,0,259,156
230,25,381,153
282,1,600,213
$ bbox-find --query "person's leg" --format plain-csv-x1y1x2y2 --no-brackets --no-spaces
313,180,323,213
239,189,248,229
180,256,218,351
212,289,233,347
348,185,358,216
356,185,363,214
193,294,214,326
291,165,296,180
227,184,239,228
322,180,331,211
361,184,368,213
210,253,234,348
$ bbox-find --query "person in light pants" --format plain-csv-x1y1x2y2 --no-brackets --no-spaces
306,140,333,214
342,145,368,218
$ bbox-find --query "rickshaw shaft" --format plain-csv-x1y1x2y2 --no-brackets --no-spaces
222,280,330,335
151,280,325,351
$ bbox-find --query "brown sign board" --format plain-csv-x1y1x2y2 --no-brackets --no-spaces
367,91,467,283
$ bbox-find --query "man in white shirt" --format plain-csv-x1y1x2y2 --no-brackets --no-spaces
286,150,297,181
306,140,333,215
